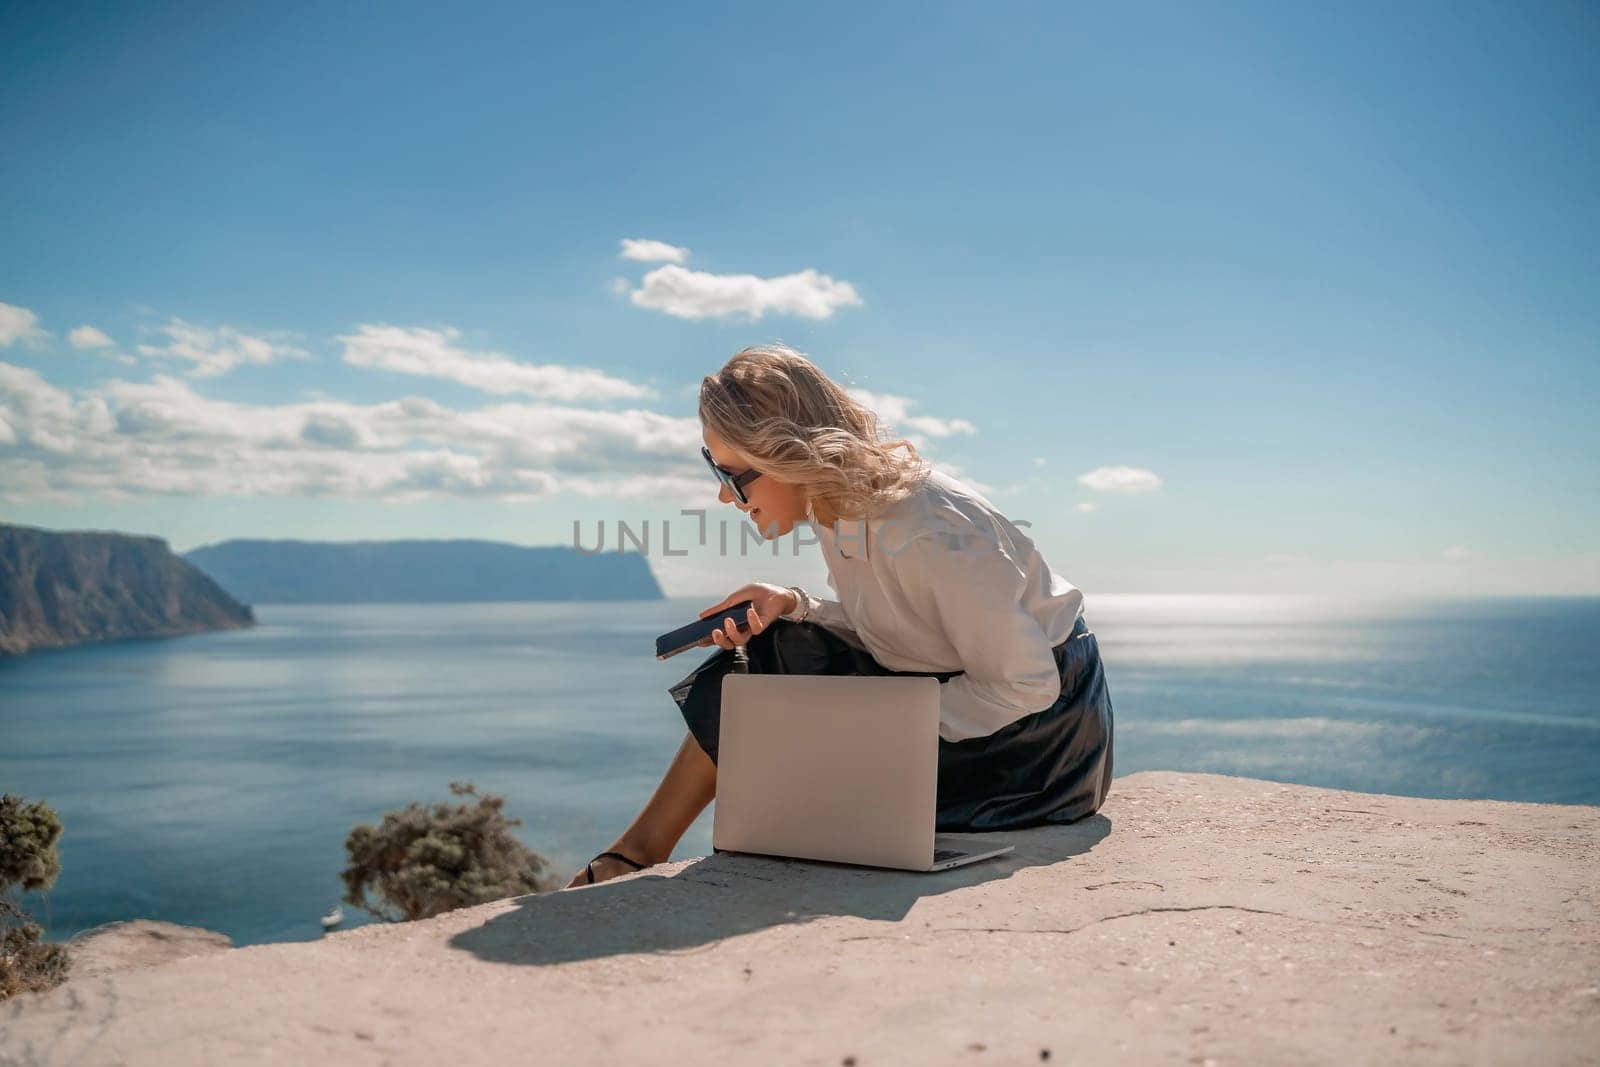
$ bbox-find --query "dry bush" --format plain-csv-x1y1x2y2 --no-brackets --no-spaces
340,781,561,923
0,793,70,1000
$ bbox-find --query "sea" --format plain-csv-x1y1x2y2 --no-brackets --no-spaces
2,595,1596,947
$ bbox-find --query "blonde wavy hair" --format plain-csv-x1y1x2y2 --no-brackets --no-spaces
699,343,931,521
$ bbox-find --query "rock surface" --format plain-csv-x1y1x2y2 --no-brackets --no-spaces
59,921,234,982
0,523,253,657
3,772,1596,1065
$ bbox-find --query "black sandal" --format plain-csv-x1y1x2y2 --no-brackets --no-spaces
583,850,648,885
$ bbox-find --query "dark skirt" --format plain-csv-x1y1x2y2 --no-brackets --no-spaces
667,613,1115,832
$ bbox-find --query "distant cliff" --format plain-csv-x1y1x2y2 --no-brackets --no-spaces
0,524,255,657
181,539,663,604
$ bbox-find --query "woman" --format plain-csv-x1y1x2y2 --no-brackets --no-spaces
565,343,1114,888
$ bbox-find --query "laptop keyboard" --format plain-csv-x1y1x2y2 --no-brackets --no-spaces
933,848,963,862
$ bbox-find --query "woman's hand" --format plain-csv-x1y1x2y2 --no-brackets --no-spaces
698,582,797,650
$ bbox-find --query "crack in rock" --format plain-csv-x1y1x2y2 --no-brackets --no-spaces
836,904,1473,942
931,905,1298,935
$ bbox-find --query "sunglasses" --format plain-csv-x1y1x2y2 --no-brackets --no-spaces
701,445,763,505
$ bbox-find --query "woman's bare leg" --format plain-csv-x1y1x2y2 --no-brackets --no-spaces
617,730,718,862
564,730,717,887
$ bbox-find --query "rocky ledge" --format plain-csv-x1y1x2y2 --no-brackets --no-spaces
58,921,234,983
3,772,1595,1065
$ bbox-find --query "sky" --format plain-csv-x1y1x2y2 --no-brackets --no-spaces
1,1,1596,598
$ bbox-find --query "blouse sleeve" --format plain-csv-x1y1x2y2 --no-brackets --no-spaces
883,524,1063,741
794,570,867,649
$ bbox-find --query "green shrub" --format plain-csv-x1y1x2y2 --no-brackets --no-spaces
0,794,71,1000
340,781,560,922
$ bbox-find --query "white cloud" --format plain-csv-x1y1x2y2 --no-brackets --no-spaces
904,413,976,438
339,324,651,402
0,302,49,348
629,264,863,321
68,325,114,350
1442,545,1472,561
1033,456,1048,467
1077,465,1163,492
0,360,709,504
68,324,134,365
845,388,978,441
1077,501,1097,513
0,362,116,460
619,238,690,264
136,317,310,378
1263,552,1309,565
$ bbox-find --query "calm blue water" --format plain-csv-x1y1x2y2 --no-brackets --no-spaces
3,595,1597,947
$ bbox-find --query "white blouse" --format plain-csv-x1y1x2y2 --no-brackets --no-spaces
790,468,1085,743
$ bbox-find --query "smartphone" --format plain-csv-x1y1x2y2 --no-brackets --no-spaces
655,600,756,660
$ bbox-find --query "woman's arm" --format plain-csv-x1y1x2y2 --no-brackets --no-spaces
788,572,870,649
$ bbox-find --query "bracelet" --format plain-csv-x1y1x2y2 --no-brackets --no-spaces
783,585,811,623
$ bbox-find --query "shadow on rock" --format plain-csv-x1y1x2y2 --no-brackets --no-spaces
449,814,1111,966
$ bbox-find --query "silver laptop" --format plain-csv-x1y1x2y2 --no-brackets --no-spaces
712,673,1015,872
